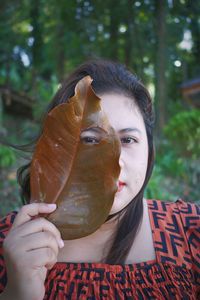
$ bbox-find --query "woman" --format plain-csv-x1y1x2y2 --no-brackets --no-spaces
0,59,199,299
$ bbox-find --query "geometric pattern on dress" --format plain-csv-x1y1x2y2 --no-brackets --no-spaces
0,200,199,299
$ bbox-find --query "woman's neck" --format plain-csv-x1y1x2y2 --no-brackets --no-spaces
57,208,121,262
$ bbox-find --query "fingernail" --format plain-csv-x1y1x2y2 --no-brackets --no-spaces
47,204,57,209
58,239,65,248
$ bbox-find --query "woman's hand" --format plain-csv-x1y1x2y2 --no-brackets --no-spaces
2,203,64,300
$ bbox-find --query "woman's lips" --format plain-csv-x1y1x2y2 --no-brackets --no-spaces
117,181,126,192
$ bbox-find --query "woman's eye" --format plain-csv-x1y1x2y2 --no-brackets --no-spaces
121,137,137,144
81,136,99,144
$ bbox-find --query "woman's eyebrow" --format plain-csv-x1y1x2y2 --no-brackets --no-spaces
82,127,142,134
81,127,107,134
119,128,142,134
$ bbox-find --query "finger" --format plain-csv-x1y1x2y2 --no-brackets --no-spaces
12,203,57,228
23,231,60,256
13,217,64,248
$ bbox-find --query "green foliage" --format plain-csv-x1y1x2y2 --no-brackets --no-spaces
145,155,185,202
146,154,200,202
164,109,200,159
1,0,200,212
1,0,199,93
146,132,200,202
0,146,16,168
145,165,172,200
0,174,22,217
156,148,186,178
32,75,60,120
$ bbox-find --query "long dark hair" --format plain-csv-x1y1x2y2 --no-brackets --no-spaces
8,59,155,264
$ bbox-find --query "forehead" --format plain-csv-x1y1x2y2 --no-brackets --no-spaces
99,93,145,131
100,92,133,108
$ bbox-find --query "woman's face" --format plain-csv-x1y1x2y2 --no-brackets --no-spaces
81,92,148,215
100,93,148,215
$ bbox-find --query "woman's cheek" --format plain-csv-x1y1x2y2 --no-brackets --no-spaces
130,166,147,193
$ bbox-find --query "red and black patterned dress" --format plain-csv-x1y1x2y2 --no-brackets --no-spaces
0,199,200,299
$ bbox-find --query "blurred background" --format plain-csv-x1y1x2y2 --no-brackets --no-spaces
0,0,200,217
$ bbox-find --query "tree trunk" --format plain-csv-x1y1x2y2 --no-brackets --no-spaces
190,17,200,75
56,20,66,82
30,0,43,91
30,0,43,68
0,92,3,130
109,0,119,60
124,0,133,67
154,0,168,135
186,1,200,75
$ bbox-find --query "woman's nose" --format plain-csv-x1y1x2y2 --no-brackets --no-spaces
119,152,125,168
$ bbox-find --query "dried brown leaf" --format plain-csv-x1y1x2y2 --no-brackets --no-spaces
30,76,120,239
